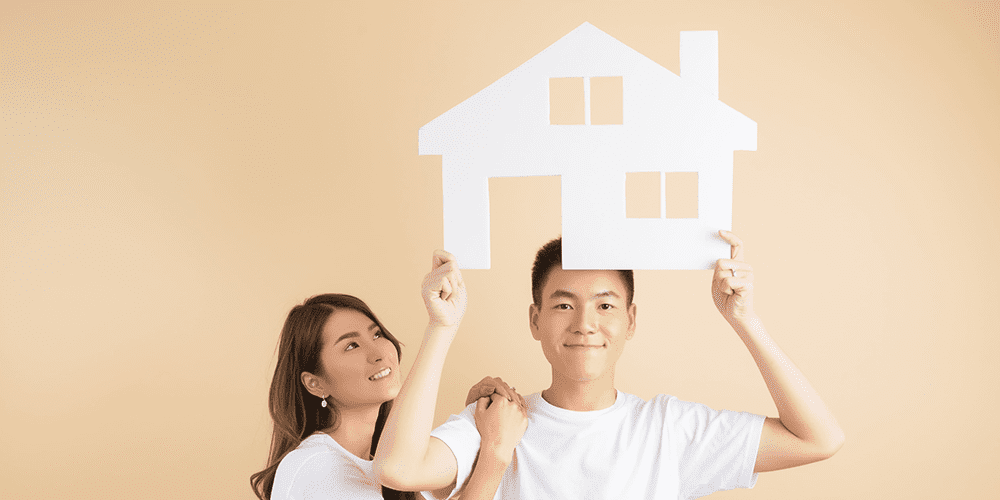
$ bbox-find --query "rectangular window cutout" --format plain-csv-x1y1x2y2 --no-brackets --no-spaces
590,76,623,125
664,172,698,218
549,77,584,125
625,171,661,218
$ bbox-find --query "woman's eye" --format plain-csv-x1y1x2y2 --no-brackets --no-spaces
374,330,382,339
345,342,359,351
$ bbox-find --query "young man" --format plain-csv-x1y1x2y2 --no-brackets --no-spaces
378,232,844,499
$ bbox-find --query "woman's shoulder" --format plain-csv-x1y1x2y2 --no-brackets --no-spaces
280,434,342,466
271,434,381,500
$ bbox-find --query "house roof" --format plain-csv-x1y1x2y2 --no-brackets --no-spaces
420,22,756,157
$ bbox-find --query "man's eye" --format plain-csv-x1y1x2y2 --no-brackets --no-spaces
599,303,614,310
555,303,572,310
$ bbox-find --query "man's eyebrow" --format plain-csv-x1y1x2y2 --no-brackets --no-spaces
592,290,622,300
548,290,621,301
334,323,378,344
548,289,578,301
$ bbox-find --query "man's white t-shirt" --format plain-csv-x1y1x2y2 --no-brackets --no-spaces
272,433,384,500
424,391,765,500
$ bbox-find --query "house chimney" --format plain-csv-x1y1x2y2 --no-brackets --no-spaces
679,31,718,98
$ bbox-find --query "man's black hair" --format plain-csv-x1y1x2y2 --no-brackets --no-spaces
530,237,634,306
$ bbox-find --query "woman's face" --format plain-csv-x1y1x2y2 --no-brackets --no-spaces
313,308,401,409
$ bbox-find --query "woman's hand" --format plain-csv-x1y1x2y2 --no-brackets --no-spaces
712,230,756,325
474,392,528,465
421,249,467,329
465,376,526,408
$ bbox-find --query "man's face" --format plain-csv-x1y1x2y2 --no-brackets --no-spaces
529,268,637,384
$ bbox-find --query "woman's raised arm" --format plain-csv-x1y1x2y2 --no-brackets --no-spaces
374,250,468,492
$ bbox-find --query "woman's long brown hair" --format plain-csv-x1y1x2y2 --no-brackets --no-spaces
250,294,415,500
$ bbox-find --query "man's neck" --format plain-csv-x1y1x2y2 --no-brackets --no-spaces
542,372,617,411
324,403,382,461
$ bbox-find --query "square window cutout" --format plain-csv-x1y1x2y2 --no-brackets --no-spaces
627,171,699,218
549,77,584,125
664,172,698,218
590,76,623,125
626,171,661,218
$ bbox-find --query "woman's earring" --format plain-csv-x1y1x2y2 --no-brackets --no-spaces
320,396,328,408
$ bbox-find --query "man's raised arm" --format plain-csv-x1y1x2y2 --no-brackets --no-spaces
713,231,846,473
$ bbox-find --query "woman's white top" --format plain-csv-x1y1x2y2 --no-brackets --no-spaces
271,433,384,500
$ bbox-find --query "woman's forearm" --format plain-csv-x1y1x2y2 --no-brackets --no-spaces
374,325,457,490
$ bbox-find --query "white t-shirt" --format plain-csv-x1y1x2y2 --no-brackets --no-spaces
424,391,765,500
272,433,384,500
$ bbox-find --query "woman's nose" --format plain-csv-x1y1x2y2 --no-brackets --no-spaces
367,345,384,364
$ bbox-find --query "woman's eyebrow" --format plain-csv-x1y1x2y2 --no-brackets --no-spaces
335,332,360,344
335,323,378,344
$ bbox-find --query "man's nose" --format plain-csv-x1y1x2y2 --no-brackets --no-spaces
572,306,598,334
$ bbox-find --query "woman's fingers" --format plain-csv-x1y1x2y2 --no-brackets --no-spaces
494,379,514,401
425,256,465,302
467,377,492,405
432,249,457,270
466,377,516,406
476,395,490,413
485,377,514,401
439,273,453,300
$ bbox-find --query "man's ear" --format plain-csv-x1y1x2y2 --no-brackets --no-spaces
625,302,637,340
529,303,541,341
300,371,327,398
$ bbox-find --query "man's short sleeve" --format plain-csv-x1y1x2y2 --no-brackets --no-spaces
667,397,766,499
420,403,481,500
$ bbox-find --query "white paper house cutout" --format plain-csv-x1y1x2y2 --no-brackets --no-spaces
420,22,756,269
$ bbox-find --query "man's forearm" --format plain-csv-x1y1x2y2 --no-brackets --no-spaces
459,449,511,500
734,315,845,454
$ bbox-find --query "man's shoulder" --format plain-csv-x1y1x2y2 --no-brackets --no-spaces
618,392,732,426
621,391,683,411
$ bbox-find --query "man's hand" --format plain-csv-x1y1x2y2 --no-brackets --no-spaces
712,230,755,325
474,393,529,465
465,376,527,409
421,249,467,329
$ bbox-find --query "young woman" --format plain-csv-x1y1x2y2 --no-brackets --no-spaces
250,255,525,500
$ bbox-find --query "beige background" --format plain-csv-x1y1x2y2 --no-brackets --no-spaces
2,1,998,498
